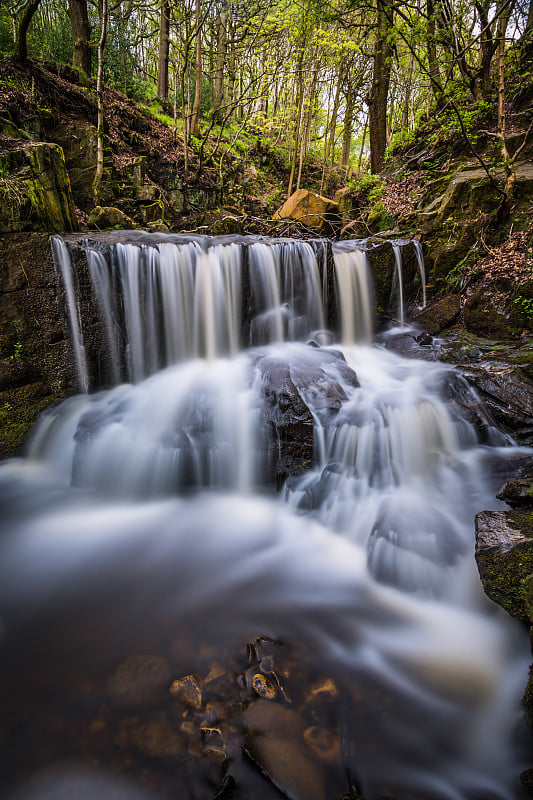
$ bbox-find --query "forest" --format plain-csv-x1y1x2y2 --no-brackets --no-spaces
1,3,533,800
2,0,533,189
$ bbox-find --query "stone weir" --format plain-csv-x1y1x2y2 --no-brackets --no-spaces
51,231,425,392
0,231,423,456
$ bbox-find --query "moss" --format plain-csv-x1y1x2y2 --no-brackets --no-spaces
476,509,533,623
26,143,78,232
523,664,533,720
0,382,54,458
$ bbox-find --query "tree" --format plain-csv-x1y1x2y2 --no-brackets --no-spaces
11,0,41,61
93,0,109,207
212,0,228,120
190,0,203,135
157,0,170,98
68,0,91,75
368,0,393,173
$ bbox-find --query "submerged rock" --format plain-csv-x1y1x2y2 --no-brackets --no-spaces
243,731,326,800
116,712,185,760
169,674,203,709
106,654,172,709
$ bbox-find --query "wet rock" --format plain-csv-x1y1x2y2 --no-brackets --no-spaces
244,699,306,737
410,294,460,334
212,775,237,800
250,672,278,700
303,725,341,763
243,732,326,800
463,288,528,339
439,332,533,444
497,480,533,508
117,712,185,760
309,677,340,701
521,767,533,797
169,674,203,709
254,347,359,484
106,654,172,709
415,331,433,346
475,509,533,623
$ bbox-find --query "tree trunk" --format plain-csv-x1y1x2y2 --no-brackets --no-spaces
13,0,41,62
190,0,202,136
426,0,444,107
157,0,170,99
497,10,514,203
368,0,393,173
92,0,109,207
68,0,91,75
341,89,354,167
287,68,304,197
296,64,317,191
327,63,344,165
357,111,369,173
475,2,496,101
401,51,415,129
213,2,228,121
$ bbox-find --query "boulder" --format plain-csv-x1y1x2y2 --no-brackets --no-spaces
0,141,79,233
254,345,359,485
463,287,528,339
273,189,340,232
106,653,172,709
87,205,137,229
411,294,461,334
475,508,533,623
497,480,533,508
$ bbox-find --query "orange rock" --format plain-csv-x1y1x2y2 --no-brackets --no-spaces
169,673,203,709
273,189,340,231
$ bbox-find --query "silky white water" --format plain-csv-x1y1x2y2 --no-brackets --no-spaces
0,235,530,800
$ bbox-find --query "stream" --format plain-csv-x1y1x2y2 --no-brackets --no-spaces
0,233,531,800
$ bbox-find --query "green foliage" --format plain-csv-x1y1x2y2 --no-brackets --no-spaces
350,173,384,196
431,100,493,146
514,296,533,317
28,3,72,65
445,249,478,291
388,127,416,152
0,7,13,54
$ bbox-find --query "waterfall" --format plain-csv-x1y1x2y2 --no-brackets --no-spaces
51,236,89,391
332,242,373,344
392,242,405,325
414,238,427,308
57,235,333,384
1,232,531,800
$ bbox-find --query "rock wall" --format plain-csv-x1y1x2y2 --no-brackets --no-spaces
0,233,78,457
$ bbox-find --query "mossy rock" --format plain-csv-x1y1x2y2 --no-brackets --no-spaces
26,142,79,232
429,228,477,283
475,508,533,622
463,288,529,339
87,205,137,229
0,381,55,457
410,294,460,334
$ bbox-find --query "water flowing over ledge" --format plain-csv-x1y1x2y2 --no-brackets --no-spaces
0,232,531,800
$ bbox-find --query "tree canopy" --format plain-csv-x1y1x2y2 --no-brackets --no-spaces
1,0,532,182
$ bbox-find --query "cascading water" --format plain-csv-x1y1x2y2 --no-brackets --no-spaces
0,233,531,800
